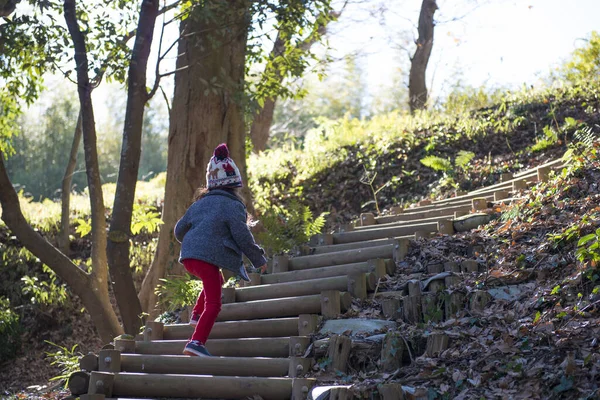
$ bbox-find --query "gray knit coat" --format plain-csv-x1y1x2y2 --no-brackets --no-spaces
174,190,267,276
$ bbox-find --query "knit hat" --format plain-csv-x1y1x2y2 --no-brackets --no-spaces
206,143,243,189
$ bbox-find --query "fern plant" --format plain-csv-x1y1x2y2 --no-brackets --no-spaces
256,201,327,256
420,150,476,194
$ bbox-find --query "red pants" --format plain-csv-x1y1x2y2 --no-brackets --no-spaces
183,259,224,344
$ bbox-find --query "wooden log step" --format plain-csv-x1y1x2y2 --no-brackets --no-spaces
374,203,473,224
262,260,390,285
118,354,289,377
217,293,349,322
332,222,438,245
288,244,394,270
311,236,410,255
163,317,299,340
89,371,296,399
134,337,290,358
396,196,477,213
236,276,349,302
356,213,456,231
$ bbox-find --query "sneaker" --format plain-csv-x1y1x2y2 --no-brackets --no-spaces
183,340,212,357
189,313,200,326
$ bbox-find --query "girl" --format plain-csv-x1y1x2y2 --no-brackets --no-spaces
175,143,267,357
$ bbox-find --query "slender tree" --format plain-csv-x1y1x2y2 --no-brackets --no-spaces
408,0,438,112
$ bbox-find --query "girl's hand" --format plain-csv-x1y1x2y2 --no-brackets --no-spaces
258,264,268,274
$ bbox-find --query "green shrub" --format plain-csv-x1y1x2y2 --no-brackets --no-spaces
0,296,22,361
155,276,203,312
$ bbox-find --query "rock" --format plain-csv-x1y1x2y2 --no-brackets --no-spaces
453,213,491,232
311,385,352,400
319,319,397,336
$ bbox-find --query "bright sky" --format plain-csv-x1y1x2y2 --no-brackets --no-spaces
34,0,600,121
325,0,600,101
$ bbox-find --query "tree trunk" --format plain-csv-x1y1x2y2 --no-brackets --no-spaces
139,0,250,315
106,0,158,335
58,110,82,255
64,0,109,294
408,0,437,113
249,14,334,152
0,153,122,343
249,33,284,153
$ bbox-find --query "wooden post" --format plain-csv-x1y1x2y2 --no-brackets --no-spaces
393,238,409,262
222,287,236,304
381,331,404,372
501,172,513,182
248,272,261,286
494,190,508,202
378,383,405,400
292,378,316,400
327,335,352,373
390,206,403,215
347,273,367,300
294,245,313,256
340,291,352,312
461,260,479,273
321,290,341,319
426,263,444,274
366,272,378,291
289,336,311,357
360,212,376,226
289,357,312,378
470,290,492,311
143,321,164,341
444,261,460,273
298,314,320,336
428,280,445,293
414,230,430,239
537,166,550,182
272,255,289,273
444,274,461,288
114,339,135,353
403,295,422,323
88,372,115,397
310,233,334,246
426,333,449,357
98,349,121,373
472,197,487,211
381,298,401,320
330,388,353,400
339,223,354,233
513,179,527,191
68,371,90,395
422,294,442,323
437,219,454,235
445,291,465,319
454,210,468,218
80,353,99,372
367,259,387,278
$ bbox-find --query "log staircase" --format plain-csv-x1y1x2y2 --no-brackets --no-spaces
71,159,563,400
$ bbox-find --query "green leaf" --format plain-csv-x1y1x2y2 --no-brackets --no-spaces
578,233,597,246
455,150,475,168
420,156,452,172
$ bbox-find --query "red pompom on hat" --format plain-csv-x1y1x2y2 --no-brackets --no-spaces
206,143,242,189
213,143,230,161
